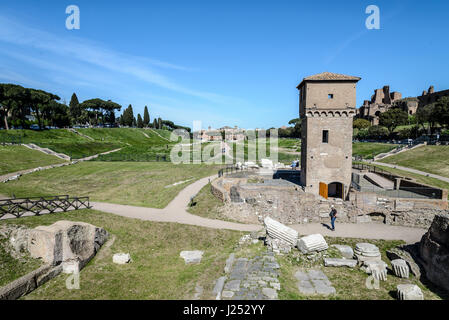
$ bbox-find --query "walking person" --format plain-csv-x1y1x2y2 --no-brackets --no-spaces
329,205,337,231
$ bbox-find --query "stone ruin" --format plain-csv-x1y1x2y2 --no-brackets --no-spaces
0,220,108,300
419,213,449,292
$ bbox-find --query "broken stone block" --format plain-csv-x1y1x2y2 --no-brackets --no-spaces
391,259,410,278
113,253,131,264
180,250,204,264
331,244,354,259
264,216,298,246
324,258,357,268
397,284,424,300
297,234,328,254
27,220,108,268
363,260,388,281
354,243,381,264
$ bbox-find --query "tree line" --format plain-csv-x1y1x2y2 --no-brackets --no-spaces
0,83,190,132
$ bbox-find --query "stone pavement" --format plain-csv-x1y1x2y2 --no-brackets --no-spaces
220,250,281,300
295,269,336,296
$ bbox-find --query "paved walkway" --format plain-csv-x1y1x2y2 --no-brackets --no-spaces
92,175,262,232
290,223,426,244
92,174,427,242
369,161,449,183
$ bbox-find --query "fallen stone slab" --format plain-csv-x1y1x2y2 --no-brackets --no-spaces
297,234,328,254
298,280,315,295
113,253,131,264
324,258,357,268
397,284,424,300
180,250,204,264
264,216,298,247
331,244,354,259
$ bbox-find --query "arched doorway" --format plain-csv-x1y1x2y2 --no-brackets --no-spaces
328,182,343,199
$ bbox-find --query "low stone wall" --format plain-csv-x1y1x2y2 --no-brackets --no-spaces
0,264,62,300
210,178,229,202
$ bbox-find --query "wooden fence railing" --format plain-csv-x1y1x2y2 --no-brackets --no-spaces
0,195,90,219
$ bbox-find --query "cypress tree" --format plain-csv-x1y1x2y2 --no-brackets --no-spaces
69,93,80,125
143,106,150,127
137,114,143,128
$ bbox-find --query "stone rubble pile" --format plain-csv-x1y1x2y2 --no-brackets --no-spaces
354,243,382,264
397,284,424,300
297,234,328,254
391,259,410,278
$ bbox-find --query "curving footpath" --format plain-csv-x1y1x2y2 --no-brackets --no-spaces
369,161,449,183
92,175,262,232
92,174,427,242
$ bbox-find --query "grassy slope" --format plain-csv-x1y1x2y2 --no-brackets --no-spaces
0,145,66,175
80,128,176,161
278,237,445,300
0,162,222,208
352,142,398,159
0,129,121,159
380,145,449,178
0,209,241,299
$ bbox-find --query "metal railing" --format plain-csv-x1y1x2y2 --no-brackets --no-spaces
0,195,91,219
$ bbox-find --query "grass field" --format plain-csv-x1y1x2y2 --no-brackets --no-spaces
0,209,242,299
379,145,449,178
352,142,398,159
0,145,66,175
0,162,222,208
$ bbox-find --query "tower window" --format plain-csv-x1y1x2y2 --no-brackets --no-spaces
328,94,334,99
322,130,329,143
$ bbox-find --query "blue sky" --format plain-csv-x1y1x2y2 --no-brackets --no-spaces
0,0,448,129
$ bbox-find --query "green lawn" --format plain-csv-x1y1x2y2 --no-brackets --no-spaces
0,162,222,208
0,145,66,175
353,142,398,159
379,145,449,178
0,209,241,299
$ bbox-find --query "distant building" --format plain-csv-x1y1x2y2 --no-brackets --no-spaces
356,85,416,125
418,85,449,109
194,126,246,142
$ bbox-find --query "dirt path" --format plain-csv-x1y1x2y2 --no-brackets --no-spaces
369,161,449,183
92,175,427,242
